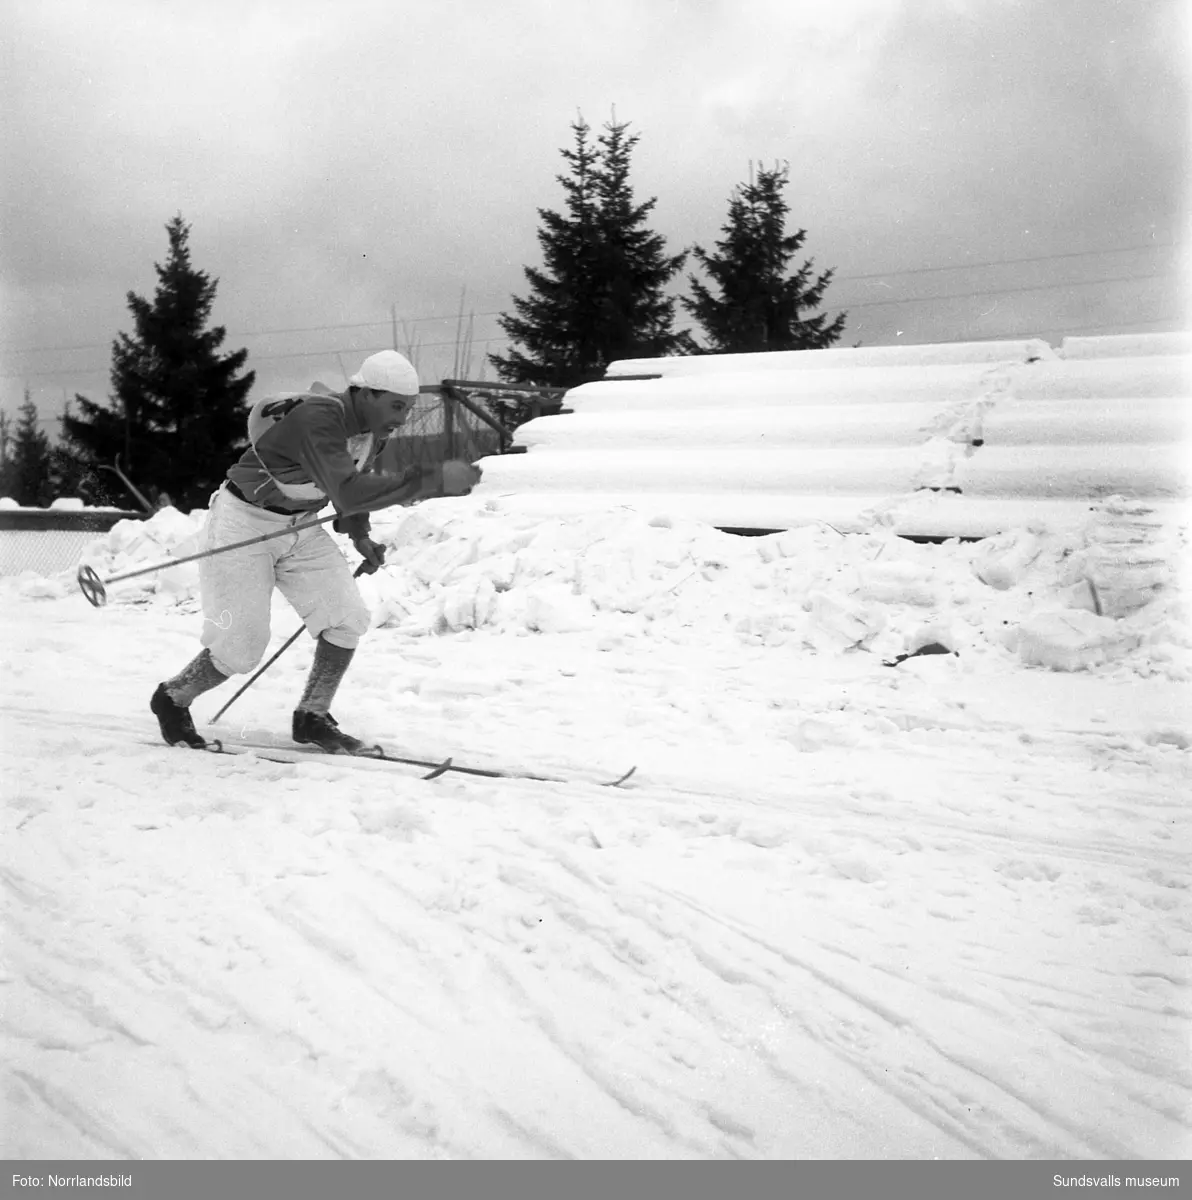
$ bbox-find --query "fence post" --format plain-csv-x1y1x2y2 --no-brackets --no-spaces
443,388,456,460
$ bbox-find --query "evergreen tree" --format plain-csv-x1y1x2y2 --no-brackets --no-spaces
0,410,11,487
489,117,601,387
0,393,55,506
683,164,846,354
51,403,117,506
63,215,254,511
491,115,691,388
589,118,693,367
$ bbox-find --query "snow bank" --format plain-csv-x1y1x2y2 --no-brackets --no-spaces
39,493,1190,683
362,497,1190,681
0,499,133,513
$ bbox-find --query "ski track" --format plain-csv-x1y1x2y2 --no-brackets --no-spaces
1,596,1189,1158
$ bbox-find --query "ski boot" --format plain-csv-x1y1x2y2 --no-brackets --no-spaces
151,684,209,749
292,710,373,756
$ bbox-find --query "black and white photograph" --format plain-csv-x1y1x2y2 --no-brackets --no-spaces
0,0,1188,1187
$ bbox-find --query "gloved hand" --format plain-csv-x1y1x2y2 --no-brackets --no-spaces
440,459,483,496
352,535,387,574
408,459,483,501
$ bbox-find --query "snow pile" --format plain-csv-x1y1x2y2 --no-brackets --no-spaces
362,497,1190,681
39,494,1191,682
0,497,131,512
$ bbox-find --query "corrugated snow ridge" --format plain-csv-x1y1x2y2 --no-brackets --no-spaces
473,334,1191,538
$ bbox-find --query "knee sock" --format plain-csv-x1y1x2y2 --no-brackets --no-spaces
297,636,355,715
164,649,228,706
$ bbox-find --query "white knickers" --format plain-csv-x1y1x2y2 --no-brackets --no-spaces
198,486,371,676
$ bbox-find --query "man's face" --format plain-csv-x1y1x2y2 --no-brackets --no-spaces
367,388,417,435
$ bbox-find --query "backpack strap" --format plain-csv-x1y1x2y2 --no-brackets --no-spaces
246,392,374,502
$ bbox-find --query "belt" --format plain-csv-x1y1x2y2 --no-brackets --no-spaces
226,481,303,517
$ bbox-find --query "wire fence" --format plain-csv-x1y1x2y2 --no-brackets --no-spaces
0,529,102,577
0,511,143,578
376,388,503,474
375,382,565,475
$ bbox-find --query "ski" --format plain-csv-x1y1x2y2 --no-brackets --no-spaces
145,738,454,780
346,744,637,787
0,704,636,788
221,737,638,788
148,736,637,788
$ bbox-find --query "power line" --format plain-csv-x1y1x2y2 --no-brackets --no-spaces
5,262,1183,383
236,312,506,339
831,240,1177,284
3,264,1173,373
834,270,1177,314
2,241,1179,357
934,314,1184,342
0,334,515,381
2,271,1182,382
240,334,512,363
0,311,507,355
7,316,1185,424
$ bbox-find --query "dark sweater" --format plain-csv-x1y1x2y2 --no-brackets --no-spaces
225,389,424,538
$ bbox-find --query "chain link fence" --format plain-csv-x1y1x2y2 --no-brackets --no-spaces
1,530,104,577
376,386,503,475
0,511,146,578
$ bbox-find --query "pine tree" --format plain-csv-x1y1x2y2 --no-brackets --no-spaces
491,115,691,389
489,117,601,387
590,118,693,367
0,410,11,489
63,215,254,511
51,403,116,506
0,393,55,506
683,164,846,354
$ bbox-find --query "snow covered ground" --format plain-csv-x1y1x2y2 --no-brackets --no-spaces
1,496,1189,1160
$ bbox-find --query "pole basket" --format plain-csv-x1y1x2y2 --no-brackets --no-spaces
77,564,108,608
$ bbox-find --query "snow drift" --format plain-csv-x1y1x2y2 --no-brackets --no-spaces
18,490,1187,683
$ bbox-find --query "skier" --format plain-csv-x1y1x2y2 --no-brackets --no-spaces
150,350,480,754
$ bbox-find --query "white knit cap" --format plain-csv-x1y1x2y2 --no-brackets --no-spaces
349,350,420,396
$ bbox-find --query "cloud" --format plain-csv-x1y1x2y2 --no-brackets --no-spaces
1,0,1187,413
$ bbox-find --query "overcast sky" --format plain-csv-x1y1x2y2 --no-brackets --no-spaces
1,0,1187,429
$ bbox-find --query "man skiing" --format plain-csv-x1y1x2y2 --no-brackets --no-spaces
150,350,480,754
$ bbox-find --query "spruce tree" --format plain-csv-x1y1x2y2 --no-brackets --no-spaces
683,164,846,354
490,117,602,387
491,115,691,388
51,403,115,505
63,215,254,511
0,394,55,506
590,118,693,366
0,411,11,492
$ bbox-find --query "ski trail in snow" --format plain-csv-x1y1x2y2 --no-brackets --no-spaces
9,1069,144,1159
2,587,1188,1159
14,694,1182,879
639,885,1122,1158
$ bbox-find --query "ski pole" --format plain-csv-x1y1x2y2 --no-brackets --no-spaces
76,510,343,607
209,561,371,724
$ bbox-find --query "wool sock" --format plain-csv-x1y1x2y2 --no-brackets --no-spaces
296,637,355,715
164,649,228,706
